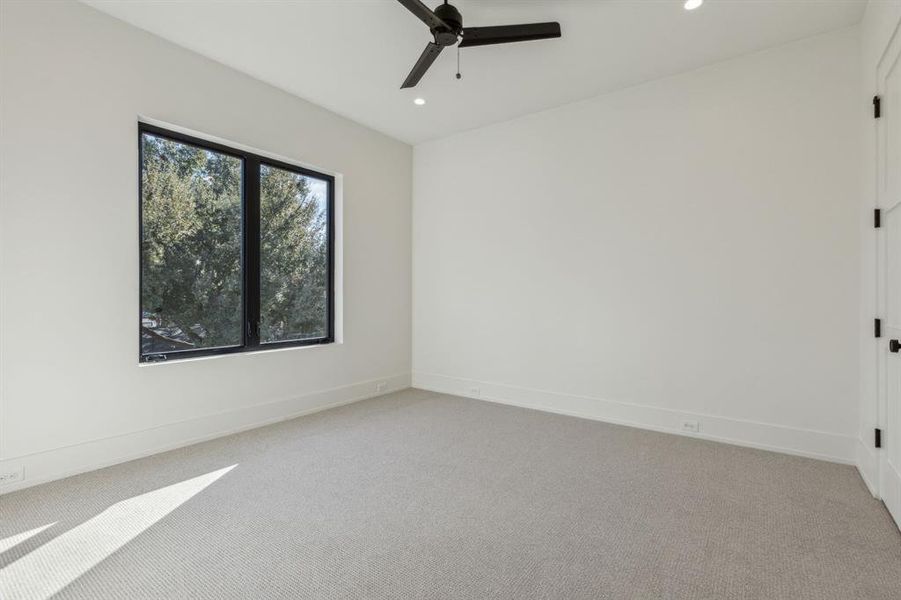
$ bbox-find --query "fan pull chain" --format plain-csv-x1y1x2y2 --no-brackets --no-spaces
456,46,462,80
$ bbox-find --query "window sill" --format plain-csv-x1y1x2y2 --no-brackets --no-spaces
138,339,341,367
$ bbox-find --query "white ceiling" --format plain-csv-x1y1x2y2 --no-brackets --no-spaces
83,0,866,144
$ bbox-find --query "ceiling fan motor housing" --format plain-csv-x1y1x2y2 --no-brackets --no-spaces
432,3,462,46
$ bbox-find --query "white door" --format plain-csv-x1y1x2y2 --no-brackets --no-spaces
880,205,901,528
877,21,901,529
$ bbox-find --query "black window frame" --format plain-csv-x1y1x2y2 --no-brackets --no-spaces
138,122,335,363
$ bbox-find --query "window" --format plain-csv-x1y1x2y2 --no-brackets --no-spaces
139,123,334,362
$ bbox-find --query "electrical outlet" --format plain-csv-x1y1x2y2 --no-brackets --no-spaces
681,420,700,434
376,381,387,393
0,466,24,486
467,387,481,398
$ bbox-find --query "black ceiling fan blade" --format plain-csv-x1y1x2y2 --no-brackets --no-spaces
401,42,443,89
397,0,449,31
458,22,561,48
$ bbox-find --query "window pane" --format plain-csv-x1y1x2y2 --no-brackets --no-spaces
140,133,243,355
260,164,329,343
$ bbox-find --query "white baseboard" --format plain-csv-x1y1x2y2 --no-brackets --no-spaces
413,371,856,465
856,436,880,497
0,373,411,495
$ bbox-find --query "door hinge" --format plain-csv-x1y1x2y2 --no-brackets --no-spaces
875,208,882,228
874,95,881,119
876,318,882,338
876,428,883,449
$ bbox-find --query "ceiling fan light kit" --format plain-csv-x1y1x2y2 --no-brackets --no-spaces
397,0,562,89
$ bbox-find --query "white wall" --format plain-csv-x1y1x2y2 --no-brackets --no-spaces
857,0,901,496
0,0,411,491
413,28,862,463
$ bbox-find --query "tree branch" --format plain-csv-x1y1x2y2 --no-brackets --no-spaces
140,325,195,349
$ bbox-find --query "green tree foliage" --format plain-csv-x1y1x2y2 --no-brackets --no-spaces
141,134,328,353
260,164,328,342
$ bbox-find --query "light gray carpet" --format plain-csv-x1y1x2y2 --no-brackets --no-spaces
1,389,900,599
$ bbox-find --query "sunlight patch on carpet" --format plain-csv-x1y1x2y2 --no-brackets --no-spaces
0,465,236,600
0,524,57,555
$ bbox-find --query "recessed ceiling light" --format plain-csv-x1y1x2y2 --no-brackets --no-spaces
684,0,703,10
414,98,426,106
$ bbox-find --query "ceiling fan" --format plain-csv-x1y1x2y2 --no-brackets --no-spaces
397,0,562,89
